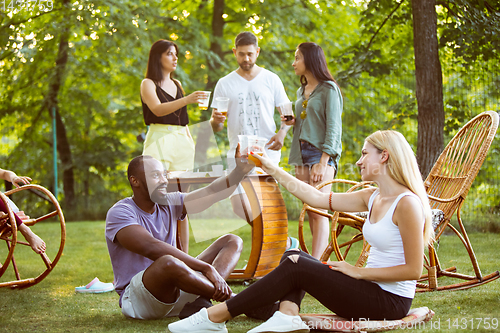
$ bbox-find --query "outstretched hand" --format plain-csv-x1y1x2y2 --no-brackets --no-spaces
186,91,209,105
249,150,277,174
11,175,31,188
234,143,254,174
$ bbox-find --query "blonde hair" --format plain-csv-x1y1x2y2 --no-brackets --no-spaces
366,130,434,245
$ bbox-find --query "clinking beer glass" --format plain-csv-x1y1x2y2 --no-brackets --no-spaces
247,137,267,167
198,91,211,110
215,97,230,117
279,101,294,121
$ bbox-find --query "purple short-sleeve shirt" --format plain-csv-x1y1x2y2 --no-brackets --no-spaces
105,193,186,305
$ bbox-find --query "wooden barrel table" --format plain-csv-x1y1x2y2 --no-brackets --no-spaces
168,174,288,280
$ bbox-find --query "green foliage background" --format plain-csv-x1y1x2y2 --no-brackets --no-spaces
0,0,499,225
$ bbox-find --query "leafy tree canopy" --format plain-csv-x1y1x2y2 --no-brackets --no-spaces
0,0,498,219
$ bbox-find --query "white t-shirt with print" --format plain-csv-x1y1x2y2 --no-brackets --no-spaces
211,68,289,169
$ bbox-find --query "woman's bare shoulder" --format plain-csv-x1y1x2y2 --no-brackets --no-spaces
393,194,424,227
352,186,378,208
141,78,155,86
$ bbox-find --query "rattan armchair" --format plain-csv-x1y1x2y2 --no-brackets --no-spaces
0,184,65,289
417,111,499,291
298,179,375,265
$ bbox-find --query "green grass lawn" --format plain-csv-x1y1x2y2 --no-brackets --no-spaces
1,220,499,332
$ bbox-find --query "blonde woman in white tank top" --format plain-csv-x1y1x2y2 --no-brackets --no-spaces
168,130,434,333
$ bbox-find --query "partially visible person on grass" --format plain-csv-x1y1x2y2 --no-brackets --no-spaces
105,146,254,320
0,168,46,254
168,130,434,333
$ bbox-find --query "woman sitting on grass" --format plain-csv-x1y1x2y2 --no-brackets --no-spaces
0,168,46,254
168,130,434,333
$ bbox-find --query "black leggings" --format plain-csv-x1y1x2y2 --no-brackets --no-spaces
227,250,412,320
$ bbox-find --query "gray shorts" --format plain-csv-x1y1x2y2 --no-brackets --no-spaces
121,270,198,319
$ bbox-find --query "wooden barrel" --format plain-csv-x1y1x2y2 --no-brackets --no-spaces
229,174,288,280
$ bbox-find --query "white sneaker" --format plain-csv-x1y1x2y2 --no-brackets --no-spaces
168,308,227,333
247,311,310,333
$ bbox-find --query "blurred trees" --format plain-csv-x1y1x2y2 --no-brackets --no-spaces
0,0,498,220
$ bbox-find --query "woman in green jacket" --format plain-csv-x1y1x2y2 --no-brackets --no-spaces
287,42,343,259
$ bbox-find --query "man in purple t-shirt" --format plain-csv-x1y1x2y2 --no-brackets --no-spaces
106,148,253,320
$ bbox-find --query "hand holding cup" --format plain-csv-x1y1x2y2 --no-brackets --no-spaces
280,115,296,126
279,101,295,125
187,91,209,105
215,97,230,118
249,149,274,171
234,143,255,174
211,108,226,124
246,137,267,167
198,91,211,110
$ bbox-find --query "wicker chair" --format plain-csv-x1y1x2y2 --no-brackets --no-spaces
0,184,65,289
298,111,499,291
298,179,375,265
418,111,499,291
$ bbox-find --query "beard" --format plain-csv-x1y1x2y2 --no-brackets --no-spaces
238,61,254,72
149,184,169,205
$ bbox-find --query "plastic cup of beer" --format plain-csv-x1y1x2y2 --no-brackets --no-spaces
238,135,250,156
198,91,211,110
215,97,230,117
247,137,267,167
280,101,294,121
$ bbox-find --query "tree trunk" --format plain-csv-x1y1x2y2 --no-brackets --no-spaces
412,0,444,179
45,0,75,212
194,0,226,169
206,0,225,94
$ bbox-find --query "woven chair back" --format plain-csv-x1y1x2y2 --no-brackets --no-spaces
424,111,499,226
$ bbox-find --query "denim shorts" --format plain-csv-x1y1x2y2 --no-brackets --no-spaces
300,141,335,167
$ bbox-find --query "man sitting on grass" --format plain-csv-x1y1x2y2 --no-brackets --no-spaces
105,146,253,320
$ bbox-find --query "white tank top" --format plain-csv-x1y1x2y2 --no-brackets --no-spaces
362,189,422,299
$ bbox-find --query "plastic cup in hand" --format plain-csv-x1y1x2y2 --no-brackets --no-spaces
215,97,230,117
247,137,267,167
198,91,211,110
238,135,250,156
280,101,294,121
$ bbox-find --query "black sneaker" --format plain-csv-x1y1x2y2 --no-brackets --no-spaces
178,297,213,319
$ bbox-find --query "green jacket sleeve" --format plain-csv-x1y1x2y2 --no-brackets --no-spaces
322,83,343,165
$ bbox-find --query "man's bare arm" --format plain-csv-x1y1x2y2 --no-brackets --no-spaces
116,225,211,273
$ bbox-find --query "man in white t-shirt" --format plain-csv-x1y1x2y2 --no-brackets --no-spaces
210,31,291,221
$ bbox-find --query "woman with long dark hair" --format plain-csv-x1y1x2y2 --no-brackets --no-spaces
288,42,343,259
140,39,207,171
